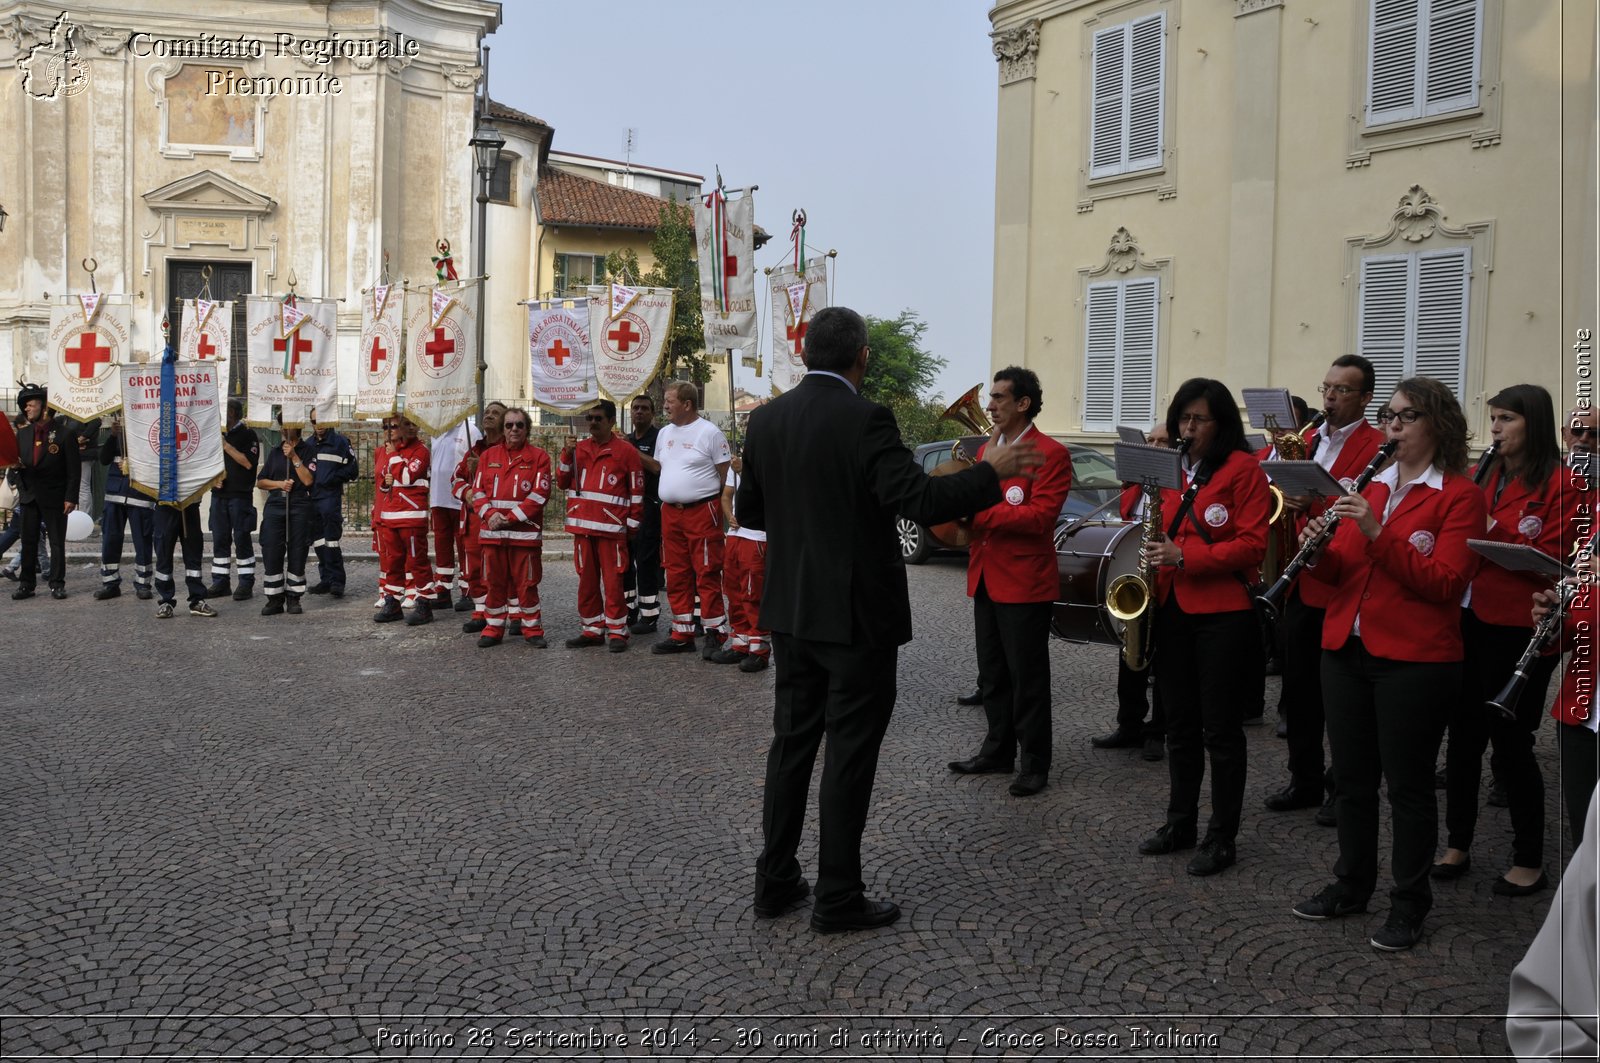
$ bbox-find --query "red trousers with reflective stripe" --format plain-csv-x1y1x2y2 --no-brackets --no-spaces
429,507,461,594
378,524,432,603
660,500,725,639
459,510,486,616
573,534,630,639
724,535,769,656
482,542,543,638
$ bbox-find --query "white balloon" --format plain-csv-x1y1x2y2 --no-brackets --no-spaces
65,509,93,541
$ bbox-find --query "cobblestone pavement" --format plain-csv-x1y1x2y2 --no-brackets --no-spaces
0,555,1568,1059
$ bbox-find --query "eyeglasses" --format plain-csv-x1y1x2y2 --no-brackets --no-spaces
380,423,395,430
584,414,606,423
1178,414,1215,426
1571,426,1597,439
1318,383,1363,397
1375,408,1425,425
503,422,528,430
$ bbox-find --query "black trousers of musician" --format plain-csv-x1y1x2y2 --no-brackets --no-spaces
260,499,313,600
1557,723,1599,845
1281,592,1331,791
1116,657,1166,739
623,501,662,623
1153,600,1259,842
756,632,897,918
18,495,68,591
153,505,208,606
971,584,1053,774
1322,639,1454,921
1443,609,1560,868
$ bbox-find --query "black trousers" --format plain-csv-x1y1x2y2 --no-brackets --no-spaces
1282,593,1330,789
623,501,662,620
154,505,208,606
18,495,67,591
1557,723,1599,845
1153,600,1258,842
209,493,257,585
311,493,347,590
260,500,313,599
972,587,1053,774
756,632,896,917
1443,609,1559,867
1323,639,1454,920
1115,656,1166,739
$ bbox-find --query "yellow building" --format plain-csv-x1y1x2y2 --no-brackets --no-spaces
988,0,1597,442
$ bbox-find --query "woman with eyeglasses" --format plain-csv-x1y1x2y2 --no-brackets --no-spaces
1290,377,1484,952
1137,378,1270,878
1434,385,1579,896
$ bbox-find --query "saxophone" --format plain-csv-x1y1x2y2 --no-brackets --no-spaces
1105,438,1188,671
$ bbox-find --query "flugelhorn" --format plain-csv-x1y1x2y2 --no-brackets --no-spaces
1254,440,1398,621
927,385,996,547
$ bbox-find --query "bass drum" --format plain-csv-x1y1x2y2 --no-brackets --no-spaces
1051,520,1144,646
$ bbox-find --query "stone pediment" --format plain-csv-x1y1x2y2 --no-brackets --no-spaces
143,171,275,216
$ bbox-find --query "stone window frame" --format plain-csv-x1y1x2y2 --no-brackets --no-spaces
1077,0,1181,213
1076,227,1175,435
146,61,271,163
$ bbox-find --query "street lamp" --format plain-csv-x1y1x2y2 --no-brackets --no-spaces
468,116,504,413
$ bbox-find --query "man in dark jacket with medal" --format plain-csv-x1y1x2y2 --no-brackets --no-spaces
12,384,81,600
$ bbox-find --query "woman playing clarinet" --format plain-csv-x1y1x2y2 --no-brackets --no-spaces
1290,376,1484,952
1435,385,1580,894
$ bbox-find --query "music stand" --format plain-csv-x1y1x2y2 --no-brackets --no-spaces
1116,425,1148,445
1114,442,1183,491
1243,387,1296,430
1467,540,1577,582
1262,460,1346,498
1243,431,1268,453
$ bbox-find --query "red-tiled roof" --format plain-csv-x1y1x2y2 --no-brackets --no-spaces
537,167,678,230
485,99,550,130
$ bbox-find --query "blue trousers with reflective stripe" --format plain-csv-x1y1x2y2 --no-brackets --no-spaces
101,499,153,586
311,493,346,590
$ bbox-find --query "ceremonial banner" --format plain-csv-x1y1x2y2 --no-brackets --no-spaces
694,189,757,353
528,300,598,413
355,284,404,421
244,296,339,427
119,360,225,509
404,279,480,434
768,256,828,394
586,285,674,404
179,298,233,401
47,294,132,420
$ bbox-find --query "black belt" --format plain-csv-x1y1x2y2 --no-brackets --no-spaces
663,494,719,509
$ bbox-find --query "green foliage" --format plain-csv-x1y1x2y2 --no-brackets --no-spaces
889,394,965,449
642,202,710,385
860,311,946,406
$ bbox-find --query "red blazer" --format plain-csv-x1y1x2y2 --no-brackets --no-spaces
1153,447,1270,614
1468,463,1585,628
1551,582,1598,727
1296,421,1387,610
1315,470,1486,662
967,426,1073,604
1119,482,1143,522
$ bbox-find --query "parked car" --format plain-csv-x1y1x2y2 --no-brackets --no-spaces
897,438,1124,563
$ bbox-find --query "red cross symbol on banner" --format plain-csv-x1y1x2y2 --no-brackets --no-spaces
368,337,388,374
196,333,216,359
176,424,189,449
608,320,640,352
273,332,313,375
723,250,738,287
65,332,111,379
786,320,807,355
547,339,570,366
425,327,455,368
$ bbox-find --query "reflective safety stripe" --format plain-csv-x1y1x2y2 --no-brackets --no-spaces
387,509,429,521
569,489,632,507
318,453,347,464
479,528,542,542
567,516,627,535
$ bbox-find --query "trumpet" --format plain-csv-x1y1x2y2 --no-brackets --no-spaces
1487,578,1580,719
1106,438,1190,670
1254,440,1398,621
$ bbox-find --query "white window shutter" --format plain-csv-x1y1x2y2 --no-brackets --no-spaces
1368,0,1421,124
1413,247,1469,397
1423,0,1481,115
1119,278,1159,425
1358,255,1412,418
1083,283,1121,429
1089,24,1128,179
1125,14,1165,173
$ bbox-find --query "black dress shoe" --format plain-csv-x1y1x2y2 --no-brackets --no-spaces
651,637,697,655
1492,871,1549,897
11,587,35,600
1315,797,1338,827
753,878,811,918
565,634,605,649
462,617,487,633
94,585,121,600
1091,729,1140,749
307,582,331,595
955,687,983,706
810,899,900,934
1487,781,1510,808
1009,772,1048,797
948,755,1013,775
1138,823,1197,855
1430,855,1471,880
1142,737,1165,762
1265,783,1324,811
50,586,67,599
1187,837,1236,877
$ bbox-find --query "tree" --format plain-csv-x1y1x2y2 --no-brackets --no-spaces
859,311,961,447
606,202,710,385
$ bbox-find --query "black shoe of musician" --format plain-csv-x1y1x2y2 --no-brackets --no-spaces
1091,729,1141,750
956,687,983,706
1265,783,1324,812
50,586,67,600
1009,772,1048,797
1315,797,1338,828
1142,737,1165,762
1187,837,1236,877
948,755,1013,775
1487,780,1510,808
1292,885,1368,921
1138,823,1196,855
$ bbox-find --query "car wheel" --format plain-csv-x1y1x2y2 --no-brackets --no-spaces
897,516,930,564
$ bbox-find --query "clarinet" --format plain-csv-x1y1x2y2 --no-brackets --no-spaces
1472,441,1501,488
1254,440,1399,621
1486,579,1580,719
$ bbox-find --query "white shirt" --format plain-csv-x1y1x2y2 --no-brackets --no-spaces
428,420,480,509
656,417,731,503
1316,417,1365,473
725,468,766,542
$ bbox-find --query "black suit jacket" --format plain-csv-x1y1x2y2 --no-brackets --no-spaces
15,417,81,506
737,374,1002,647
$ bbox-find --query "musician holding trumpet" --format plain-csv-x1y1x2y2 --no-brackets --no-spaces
1289,377,1484,952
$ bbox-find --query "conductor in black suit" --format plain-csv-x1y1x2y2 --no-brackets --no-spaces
736,306,1039,932
12,384,82,600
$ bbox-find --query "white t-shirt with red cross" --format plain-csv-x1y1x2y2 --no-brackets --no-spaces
656,417,731,503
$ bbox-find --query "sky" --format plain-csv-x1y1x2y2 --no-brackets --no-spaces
487,1,1000,405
